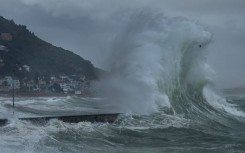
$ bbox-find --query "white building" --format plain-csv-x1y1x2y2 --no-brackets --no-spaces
23,65,30,72
0,78,6,85
4,76,20,89
0,45,7,51
75,90,82,95
60,75,69,80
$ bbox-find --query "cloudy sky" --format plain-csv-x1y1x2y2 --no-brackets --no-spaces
0,0,245,88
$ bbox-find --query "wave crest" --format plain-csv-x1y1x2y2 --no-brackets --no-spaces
98,13,244,124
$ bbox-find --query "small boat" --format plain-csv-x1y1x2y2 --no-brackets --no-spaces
0,113,120,126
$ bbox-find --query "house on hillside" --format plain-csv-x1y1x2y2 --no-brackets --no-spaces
0,33,13,41
60,75,69,80
0,45,7,51
39,80,47,90
0,77,8,91
0,45,8,67
4,76,20,89
75,90,82,95
23,65,30,72
0,77,7,86
25,80,34,91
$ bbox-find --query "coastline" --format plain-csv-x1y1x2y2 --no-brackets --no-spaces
0,91,90,98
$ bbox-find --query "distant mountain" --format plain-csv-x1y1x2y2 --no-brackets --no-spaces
0,16,99,79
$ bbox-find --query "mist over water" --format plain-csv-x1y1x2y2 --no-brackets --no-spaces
97,13,245,128
99,13,211,114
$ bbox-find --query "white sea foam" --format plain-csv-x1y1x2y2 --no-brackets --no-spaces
98,13,212,114
203,86,245,117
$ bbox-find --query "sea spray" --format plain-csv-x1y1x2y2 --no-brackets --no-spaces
97,13,214,115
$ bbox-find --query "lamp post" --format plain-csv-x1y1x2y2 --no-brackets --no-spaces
12,69,15,115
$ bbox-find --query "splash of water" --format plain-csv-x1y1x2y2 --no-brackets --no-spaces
97,13,208,114
98,13,245,121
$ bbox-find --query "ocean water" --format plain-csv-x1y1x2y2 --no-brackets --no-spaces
0,96,245,153
1,14,245,153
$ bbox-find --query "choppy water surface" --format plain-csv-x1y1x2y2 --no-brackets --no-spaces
0,96,245,153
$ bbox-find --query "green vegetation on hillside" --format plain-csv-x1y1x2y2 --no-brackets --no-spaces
0,16,98,79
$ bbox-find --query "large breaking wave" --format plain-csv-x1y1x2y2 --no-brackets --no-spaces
98,13,245,125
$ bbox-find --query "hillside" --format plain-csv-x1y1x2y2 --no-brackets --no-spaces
0,16,98,79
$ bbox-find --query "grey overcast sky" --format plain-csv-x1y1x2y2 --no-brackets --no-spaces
0,0,245,88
